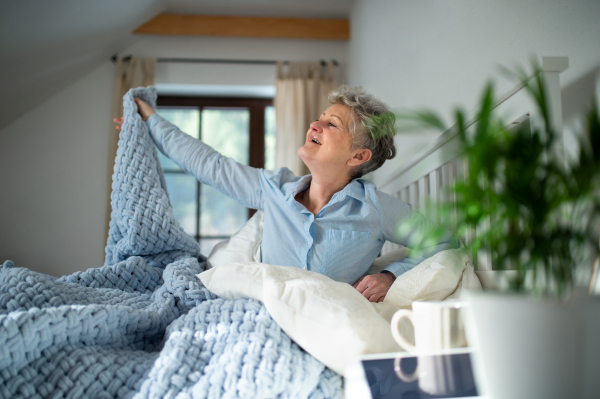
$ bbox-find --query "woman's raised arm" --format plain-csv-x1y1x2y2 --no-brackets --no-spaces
115,98,265,211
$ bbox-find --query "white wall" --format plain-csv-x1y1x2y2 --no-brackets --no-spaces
0,62,114,277
0,35,347,277
348,0,600,187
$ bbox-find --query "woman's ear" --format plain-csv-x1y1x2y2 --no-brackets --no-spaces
348,149,372,166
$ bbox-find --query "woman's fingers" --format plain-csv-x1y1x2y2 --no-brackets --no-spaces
356,277,378,299
134,97,156,122
113,117,124,130
354,274,394,302
112,97,156,128
353,276,365,289
361,285,379,300
369,293,384,303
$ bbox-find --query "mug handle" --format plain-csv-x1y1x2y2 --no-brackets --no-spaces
391,309,416,353
394,355,419,383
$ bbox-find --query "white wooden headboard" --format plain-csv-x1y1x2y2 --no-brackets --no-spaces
377,56,569,286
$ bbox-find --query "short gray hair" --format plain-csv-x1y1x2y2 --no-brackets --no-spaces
328,85,396,179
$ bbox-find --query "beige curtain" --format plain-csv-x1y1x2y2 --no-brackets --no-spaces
110,56,156,135
106,56,156,236
274,61,337,176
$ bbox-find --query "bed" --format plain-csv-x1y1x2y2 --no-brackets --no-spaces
0,57,568,398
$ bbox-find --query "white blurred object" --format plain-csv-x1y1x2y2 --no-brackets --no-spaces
464,290,600,399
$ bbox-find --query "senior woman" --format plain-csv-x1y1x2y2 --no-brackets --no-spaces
115,86,459,302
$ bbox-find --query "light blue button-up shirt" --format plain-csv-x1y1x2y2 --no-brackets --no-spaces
146,114,459,284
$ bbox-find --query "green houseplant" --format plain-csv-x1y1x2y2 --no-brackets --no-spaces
393,63,600,399
397,65,600,295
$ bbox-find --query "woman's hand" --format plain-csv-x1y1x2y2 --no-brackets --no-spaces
134,98,155,121
112,98,156,130
353,272,396,302
113,116,124,130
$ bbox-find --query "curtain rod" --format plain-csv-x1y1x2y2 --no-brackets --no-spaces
110,54,339,67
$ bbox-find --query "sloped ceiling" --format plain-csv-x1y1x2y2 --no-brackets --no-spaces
0,0,164,130
0,0,353,130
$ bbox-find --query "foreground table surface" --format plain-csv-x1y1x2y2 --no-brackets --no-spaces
345,349,482,399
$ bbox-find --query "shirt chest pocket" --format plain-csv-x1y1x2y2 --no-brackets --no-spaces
320,229,372,280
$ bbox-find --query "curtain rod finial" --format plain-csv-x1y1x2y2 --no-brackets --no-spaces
110,54,132,63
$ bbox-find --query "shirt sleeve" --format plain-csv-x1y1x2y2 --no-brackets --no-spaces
376,191,460,277
146,113,264,210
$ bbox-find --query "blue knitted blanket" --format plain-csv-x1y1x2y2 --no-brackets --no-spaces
0,87,342,398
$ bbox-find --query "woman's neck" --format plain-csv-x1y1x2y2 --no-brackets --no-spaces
296,173,352,215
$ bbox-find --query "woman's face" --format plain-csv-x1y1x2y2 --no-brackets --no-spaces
298,104,357,177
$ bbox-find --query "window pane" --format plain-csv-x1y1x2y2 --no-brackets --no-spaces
264,106,276,170
200,185,247,236
164,173,197,236
156,107,200,171
200,108,250,239
201,108,249,164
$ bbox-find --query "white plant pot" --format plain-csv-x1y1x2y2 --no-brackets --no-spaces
463,290,600,399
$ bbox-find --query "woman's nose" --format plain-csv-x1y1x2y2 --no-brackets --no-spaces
310,120,324,132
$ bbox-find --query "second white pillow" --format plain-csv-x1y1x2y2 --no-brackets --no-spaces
207,211,263,267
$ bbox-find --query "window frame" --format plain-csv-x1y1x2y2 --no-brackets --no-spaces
156,95,273,243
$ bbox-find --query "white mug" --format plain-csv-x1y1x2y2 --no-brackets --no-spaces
391,300,468,354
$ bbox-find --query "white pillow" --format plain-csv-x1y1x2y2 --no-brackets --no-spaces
383,249,472,308
196,249,478,375
197,263,401,375
206,210,263,268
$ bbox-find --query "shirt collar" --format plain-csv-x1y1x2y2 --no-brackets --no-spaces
332,179,367,203
283,174,313,199
283,175,368,203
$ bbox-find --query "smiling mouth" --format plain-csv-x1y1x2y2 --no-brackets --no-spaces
310,136,322,145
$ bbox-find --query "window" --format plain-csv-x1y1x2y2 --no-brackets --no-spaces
156,96,275,255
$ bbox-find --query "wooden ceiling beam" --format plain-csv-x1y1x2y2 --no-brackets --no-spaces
134,14,350,40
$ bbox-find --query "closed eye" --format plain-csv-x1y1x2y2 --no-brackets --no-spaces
316,117,338,128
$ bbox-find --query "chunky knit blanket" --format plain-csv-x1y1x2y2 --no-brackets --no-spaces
0,87,342,398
